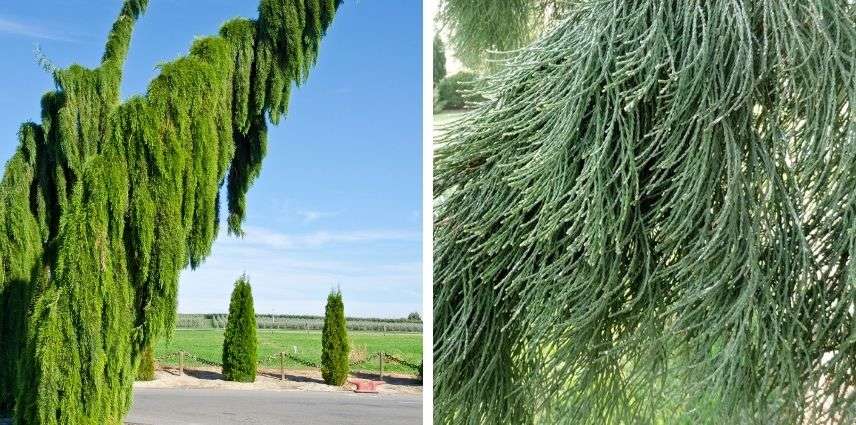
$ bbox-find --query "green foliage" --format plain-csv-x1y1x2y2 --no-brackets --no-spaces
136,345,156,381
221,275,258,382
406,312,421,321
437,0,566,70
321,289,349,385
435,72,483,111
0,0,340,423
0,124,45,414
434,1,856,424
433,34,446,85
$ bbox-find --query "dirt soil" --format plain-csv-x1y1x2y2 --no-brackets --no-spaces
133,366,423,395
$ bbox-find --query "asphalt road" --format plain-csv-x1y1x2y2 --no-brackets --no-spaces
125,388,421,425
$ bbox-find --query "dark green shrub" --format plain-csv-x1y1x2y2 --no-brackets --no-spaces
136,345,156,381
435,71,484,111
433,34,447,85
321,289,349,385
221,275,257,382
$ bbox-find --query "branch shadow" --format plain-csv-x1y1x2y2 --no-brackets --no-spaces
256,370,326,384
351,371,422,386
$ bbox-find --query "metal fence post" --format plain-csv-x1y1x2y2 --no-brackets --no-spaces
280,351,285,381
379,352,384,380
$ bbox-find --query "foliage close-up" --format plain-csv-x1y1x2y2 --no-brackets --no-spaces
221,275,258,382
321,288,350,386
434,1,856,424
0,0,340,422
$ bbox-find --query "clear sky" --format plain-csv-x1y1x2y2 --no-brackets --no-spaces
0,1,422,318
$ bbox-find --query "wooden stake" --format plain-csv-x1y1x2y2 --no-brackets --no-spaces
379,352,384,380
280,352,285,381
178,351,184,375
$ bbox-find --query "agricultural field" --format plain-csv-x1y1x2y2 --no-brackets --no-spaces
155,329,422,375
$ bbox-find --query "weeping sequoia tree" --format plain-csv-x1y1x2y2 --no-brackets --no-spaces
435,1,856,424
0,0,340,422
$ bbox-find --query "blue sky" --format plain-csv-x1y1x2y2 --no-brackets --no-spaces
0,1,422,317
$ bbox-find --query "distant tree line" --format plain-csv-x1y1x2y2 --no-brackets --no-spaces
176,313,422,332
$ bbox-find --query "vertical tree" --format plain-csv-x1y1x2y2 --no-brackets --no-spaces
434,1,856,424
321,288,349,385
135,345,156,381
0,0,341,423
221,275,258,382
433,34,446,85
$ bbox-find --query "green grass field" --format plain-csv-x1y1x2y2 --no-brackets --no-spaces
154,329,422,375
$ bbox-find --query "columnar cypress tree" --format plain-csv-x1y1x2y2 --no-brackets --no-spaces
222,275,258,382
321,288,349,385
0,0,340,422
434,1,856,424
433,34,446,85
135,345,156,381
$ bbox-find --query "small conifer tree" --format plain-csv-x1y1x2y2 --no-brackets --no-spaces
221,275,258,382
321,288,349,385
135,345,156,381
